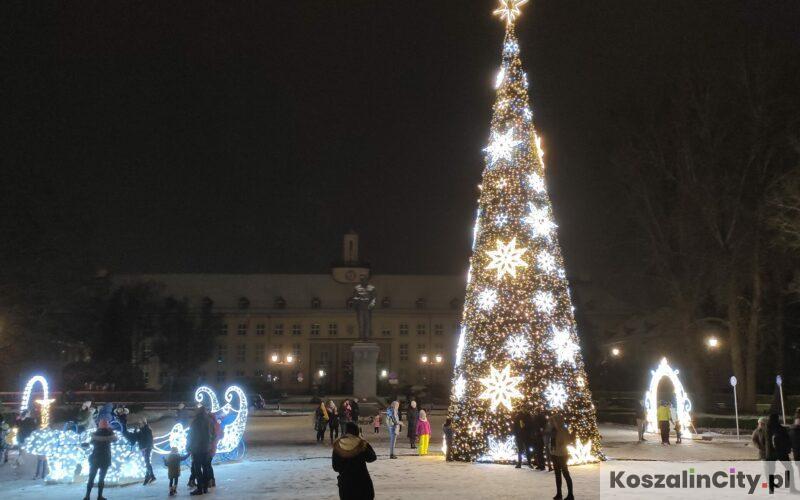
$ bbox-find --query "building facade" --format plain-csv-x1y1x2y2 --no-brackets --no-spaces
119,236,465,392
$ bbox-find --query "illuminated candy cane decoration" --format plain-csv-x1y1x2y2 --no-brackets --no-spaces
216,385,248,453
195,385,221,411
21,375,55,429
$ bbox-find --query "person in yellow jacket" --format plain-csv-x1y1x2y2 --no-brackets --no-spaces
657,401,673,445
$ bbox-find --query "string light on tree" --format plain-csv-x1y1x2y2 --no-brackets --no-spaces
447,0,603,463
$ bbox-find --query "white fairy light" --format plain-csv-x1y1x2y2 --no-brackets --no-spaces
495,213,509,227
567,438,596,465
544,382,568,409
486,237,529,279
479,364,524,412
467,420,482,437
473,348,486,362
471,209,481,250
504,334,530,359
495,67,506,89
477,289,499,311
528,172,546,194
533,291,556,314
453,375,467,400
493,0,529,26
548,326,580,366
455,327,467,368
478,435,517,462
503,38,519,55
643,358,693,437
20,375,52,429
537,250,557,274
524,203,557,240
484,128,522,166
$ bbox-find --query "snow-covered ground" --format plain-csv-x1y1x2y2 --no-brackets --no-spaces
0,416,761,499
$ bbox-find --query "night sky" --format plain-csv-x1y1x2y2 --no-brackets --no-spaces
4,1,799,289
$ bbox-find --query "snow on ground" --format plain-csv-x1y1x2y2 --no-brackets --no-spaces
0,416,761,499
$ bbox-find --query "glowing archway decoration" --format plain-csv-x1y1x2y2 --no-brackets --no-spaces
152,385,248,461
20,375,55,429
644,357,693,438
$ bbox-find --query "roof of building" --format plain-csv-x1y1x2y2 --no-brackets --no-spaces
114,273,467,311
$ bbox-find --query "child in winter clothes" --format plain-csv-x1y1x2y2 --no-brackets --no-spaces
674,420,682,444
372,412,381,434
415,410,432,456
443,417,454,461
164,447,189,496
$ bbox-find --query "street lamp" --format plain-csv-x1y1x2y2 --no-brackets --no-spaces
434,354,443,364
270,353,295,365
420,354,429,363
380,369,388,379
318,369,326,378
611,347,621,357
706,336,720,349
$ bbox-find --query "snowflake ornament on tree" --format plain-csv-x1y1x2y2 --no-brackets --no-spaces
504,334,530,359
486,238,529,279
485,128,522,166
479,364,524,412
548,326,579,366
545,382,568,409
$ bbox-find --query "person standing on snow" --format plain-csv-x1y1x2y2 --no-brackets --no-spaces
188,406,213,496
206,412,221,488
386,401,401,459
406,400,418,449
415,410,431,456
657,401,672,445
549,414,575,500
332,422,377,500
328,401,340,445
83,418,117,500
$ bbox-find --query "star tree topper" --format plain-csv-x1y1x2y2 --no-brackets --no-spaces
479,364,524,412
493,0,529,26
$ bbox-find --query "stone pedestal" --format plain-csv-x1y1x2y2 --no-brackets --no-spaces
351,342,380,400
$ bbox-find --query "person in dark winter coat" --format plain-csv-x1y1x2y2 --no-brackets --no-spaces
328,401,340,444
351,400,361,429
442,417,454,462
550,414,575,500
124,419,156,485
512,411,533,469
188,406,213,496
765,413,792,494
752,417,768,459
206,412,221,488
332,422,377,500
406,400,418,449
790,416,800,461
531,413,547,470
83,418,117,500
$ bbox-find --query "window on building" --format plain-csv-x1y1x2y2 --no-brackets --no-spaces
237,323,247,336
254,369,264,377
415,298,426,309
274,297,286,309
434,324,443,336
328,323,338,336
238,297,250,310
219,323,228,336
381,328,391,336
292,343,301,357
399,344,409,361
159,371,167,385
217,344,227,363
321,351,329,362
234,370,245,377
417,343,426,354
143,371,150,384
236,344,246,363
416,324,426,336
292,324,301,336
256,324,265,336
216,371,226,383
272,344,282,357
255,343,265,362
274,324,284,336
399,323,409,336
311,323,321,336
311,297,321,309
434,344,444,356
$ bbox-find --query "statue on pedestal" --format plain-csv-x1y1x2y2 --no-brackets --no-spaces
352,277,376,340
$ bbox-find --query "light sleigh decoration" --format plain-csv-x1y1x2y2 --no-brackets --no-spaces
153,385,248,461
644,358,693,438
19,378,248,484
446,0,602,465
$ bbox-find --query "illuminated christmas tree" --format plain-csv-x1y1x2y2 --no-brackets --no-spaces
448,0,602,463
